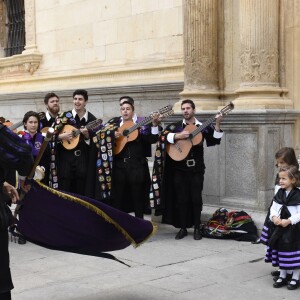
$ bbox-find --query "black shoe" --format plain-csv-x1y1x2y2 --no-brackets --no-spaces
18,235,26,245
273,273,292,282
271,270,280,277
287,279,300,290
273,277,288,288
175,228,187,240
194,227,202,240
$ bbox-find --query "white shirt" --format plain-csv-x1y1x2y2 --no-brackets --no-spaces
45,111,57,122
269,191,300,225
72,109,88,122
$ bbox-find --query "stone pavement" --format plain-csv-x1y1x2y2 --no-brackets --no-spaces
9,220,299,300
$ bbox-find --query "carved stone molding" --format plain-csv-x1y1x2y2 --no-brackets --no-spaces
240,49,279,85
184,58,218,89
235,0,292,109
0,63,182,89
239,0,279,87
23,61,40,75
0,53,42,76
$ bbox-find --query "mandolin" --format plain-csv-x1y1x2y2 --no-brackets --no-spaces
61,118,103,150
114,105,174,155
167,102,234,161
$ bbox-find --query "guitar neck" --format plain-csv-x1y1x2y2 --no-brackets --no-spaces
127,116,153,134
9,121,23,131
8,112,46,131
190,116,216,138
86,119,100,130
126,106,173,134
72,118,102,137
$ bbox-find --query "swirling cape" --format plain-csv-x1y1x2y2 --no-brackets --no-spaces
17,180,156,261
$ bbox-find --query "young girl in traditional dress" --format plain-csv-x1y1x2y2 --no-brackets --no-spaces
259,148,299,279
262,165,300,290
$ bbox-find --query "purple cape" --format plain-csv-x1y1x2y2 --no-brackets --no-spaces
18,181,155,259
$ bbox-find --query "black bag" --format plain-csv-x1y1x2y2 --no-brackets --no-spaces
0,199,15,231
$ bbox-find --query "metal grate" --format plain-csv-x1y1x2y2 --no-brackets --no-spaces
4,0,25,57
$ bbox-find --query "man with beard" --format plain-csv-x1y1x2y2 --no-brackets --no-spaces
41,92,60,129
151,99,223,240
40,92,60,188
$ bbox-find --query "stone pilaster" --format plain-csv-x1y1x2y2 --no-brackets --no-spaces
175,0,221,112
234,0,292,109
0,1,5,57
22,0,39,54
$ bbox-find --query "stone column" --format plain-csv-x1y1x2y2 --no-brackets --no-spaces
175,0,221,112
0,2,5,57
234,0,292,109
22,0,39,54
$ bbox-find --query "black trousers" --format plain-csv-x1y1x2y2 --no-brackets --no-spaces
111,159,149,219
0,230,13,297
173,169,204,228
0,291,11,300
58,147,88,195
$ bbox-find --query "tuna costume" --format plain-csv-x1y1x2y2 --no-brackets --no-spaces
18,181,156,262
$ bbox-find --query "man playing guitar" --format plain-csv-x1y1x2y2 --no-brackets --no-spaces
151,99,223,240
55,89,98,196
96,98,160,218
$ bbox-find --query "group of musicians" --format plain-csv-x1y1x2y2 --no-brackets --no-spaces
0,90,224,299
2,90,224,241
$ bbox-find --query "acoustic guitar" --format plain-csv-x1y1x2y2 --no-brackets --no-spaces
61,118,103,150
114,105,174,155
167,102,234,161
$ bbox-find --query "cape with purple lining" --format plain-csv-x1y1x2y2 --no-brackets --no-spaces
17,180,156,263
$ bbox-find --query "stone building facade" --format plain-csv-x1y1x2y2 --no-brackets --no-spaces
1,0,300,225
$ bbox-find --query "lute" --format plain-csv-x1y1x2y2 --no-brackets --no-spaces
61,118,103,150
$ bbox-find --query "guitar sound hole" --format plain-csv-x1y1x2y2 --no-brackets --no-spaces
123,129,129,136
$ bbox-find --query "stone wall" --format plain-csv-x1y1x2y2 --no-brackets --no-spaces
0,82,183,123
0,0,184,95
